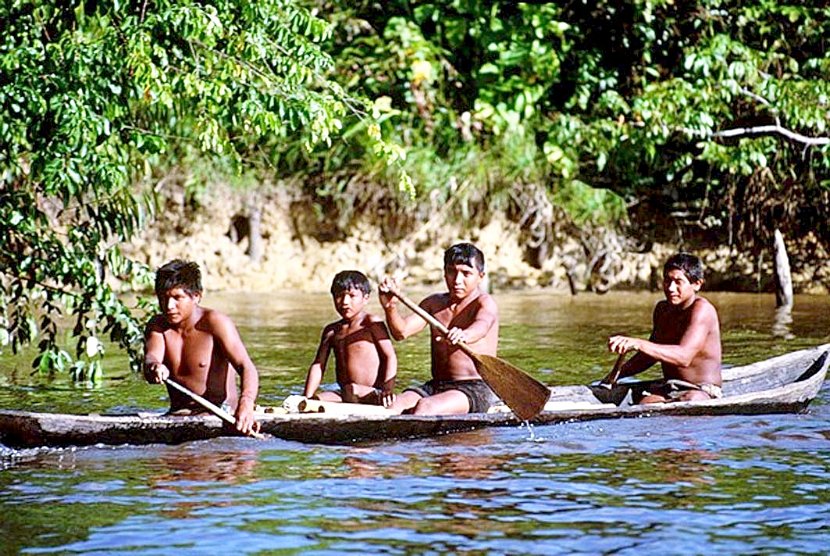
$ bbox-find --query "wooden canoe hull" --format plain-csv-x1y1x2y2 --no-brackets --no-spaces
1,344,828,448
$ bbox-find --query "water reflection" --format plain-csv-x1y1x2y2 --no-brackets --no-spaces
334,430,505,481
612,448,718,488
1,415,829,554
772,305,795,340
145,448,259,520
340,449,383,479
151,448,259,486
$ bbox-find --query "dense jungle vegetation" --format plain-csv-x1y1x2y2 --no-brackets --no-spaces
1,1,829,376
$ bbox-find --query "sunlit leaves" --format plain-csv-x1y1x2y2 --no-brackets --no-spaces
320,0,829,238
0,0,360,376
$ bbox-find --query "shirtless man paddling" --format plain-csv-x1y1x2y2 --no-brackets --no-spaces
143,260,260,434
379,243,499,415
603,252,722,403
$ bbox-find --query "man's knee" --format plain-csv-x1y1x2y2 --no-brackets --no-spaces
411,397,437,415
639,394,668,404
411,393,469,415
315,390,342,402
676,389,711,402
390,391,421,414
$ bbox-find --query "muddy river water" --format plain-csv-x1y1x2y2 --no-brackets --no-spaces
1,291,828,554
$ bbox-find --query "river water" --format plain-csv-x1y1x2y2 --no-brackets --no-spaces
1,291,829,554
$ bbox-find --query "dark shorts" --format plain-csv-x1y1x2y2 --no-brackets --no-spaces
324,383,383,405
405,379,498,413
642,379,723,401
339,385,384,405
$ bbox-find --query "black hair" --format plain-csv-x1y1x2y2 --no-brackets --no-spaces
444,243,485,273
330,270,371,296
155,260,203,296
664,252,704,283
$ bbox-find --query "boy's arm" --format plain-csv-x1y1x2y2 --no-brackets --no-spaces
210,313,259,434
143,320,169,383
372,320,398,405
304,327,333,398
607,351,657,381
605,304,660,381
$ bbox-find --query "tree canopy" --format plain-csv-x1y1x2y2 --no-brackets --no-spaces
0,0,356,378
309,0,829,251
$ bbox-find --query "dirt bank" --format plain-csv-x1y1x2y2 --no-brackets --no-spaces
123,185,830,295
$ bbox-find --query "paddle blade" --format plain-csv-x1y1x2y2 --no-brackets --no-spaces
472,354,550,421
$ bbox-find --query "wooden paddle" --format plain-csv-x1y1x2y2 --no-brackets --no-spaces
164,378,264,439
389,290,550,420
599,352,626,389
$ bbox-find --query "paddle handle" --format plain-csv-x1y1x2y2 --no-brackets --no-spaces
164,378,237,426
600,353,626,389
390,290,476,357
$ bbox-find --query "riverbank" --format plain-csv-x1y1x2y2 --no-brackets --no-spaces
124,184,830,295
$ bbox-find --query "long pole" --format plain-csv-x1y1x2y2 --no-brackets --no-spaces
165,378,264,438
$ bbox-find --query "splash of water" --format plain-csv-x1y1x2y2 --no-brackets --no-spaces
519,420,546,442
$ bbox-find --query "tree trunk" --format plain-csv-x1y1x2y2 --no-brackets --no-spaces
773,229,793,308
247,203,263,264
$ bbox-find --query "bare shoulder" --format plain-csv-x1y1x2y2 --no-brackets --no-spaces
145,314,169,334
321,320,341,336
653,299,675,319
199,307,237,332
692,296,719,319
476,291,499,312
365,312,386,324
364,313,392,339
421,292,450,312
654,299,669,313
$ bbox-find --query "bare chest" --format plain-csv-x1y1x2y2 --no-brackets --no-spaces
163,329,222,375
654,312,692,344
332,325,377,353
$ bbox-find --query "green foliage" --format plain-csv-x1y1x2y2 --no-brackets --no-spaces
554,181,628,226
308,0,829,246
0,1,362,376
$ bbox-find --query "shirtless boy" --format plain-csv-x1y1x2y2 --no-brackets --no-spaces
602,252,722,403
144,260,259,434
378,243,499,415
303,270,397,406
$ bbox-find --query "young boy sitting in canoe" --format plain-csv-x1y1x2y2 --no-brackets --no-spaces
143,259,260,434
601,252,722,403
303,270,398,406
378,242,499,415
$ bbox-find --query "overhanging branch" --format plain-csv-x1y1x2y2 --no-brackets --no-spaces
714,124,829,146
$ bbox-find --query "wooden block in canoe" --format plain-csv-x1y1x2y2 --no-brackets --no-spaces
298,399,395,416
256,406,289,415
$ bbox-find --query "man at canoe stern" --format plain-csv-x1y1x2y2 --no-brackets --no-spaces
379,242,499,415
143,259,260,434
602,252,722,403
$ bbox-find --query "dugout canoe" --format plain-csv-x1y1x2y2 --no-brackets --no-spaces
1,344,828,449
